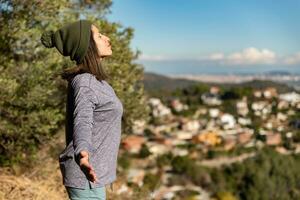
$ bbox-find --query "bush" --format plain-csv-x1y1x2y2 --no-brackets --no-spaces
118,151,131,170
138,143,151,158
156,152,174,168
210,147,300,200
171,155,193,174
143,172,161,191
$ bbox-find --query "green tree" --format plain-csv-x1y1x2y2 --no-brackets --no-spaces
210,147,300,200
0,0,150,166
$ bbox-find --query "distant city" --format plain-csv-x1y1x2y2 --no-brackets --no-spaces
164,71,300,91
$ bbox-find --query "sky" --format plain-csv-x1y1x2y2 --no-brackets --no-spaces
107,0,300,75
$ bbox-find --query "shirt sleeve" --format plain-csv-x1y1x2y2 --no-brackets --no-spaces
72,85,98,161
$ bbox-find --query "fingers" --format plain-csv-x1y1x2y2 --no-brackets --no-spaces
79,161,98,183
89,169,98,183
86,165,98,183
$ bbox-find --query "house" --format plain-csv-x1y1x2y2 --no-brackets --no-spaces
153,185,185,200
285,132,293,138
275,146,290,155
192,130,222,146
121,135,146,153
193,107,207,118
132,119,147,135
206,119,218,129
208,108,220,118
279,92,300,103
147,142,170,156
220,113,236,129
115,184,133,195
277,100,289,110
175,130,195,140
170,99,189,112
237,117,252,126
222,129,239,135
238,132,253,144
210,86,220,94
153,124,175,135
223,136,236,151
201,92,222,106
236,96,249,116
251,101,272,116
277,125,285,132
253,90,262,98
153,137,173,147
265,121,273,130
180,119,201,132
148,97,172,118
172,147,189,156
266,133,282,146
126,168,145,187
263,87,278,99
276,112,288,122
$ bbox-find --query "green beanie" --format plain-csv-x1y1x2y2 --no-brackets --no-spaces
40,19,92,65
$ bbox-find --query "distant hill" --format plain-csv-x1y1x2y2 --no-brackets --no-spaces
264,70,291,76
143,71,198,92
221,79,294,93
143,72,295,96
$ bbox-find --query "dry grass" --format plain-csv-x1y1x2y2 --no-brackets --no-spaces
0,128,70,200
0,128,151,200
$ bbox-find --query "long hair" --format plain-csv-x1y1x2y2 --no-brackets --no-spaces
60,30,110,82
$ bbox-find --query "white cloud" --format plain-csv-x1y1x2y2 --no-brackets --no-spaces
210,47,277,65
283,52,300,65
137,48,300,66
228,47,276,64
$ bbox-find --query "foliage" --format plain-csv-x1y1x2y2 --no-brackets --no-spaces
156,152,174,168
0,0,150,166
138,143,151,158
210,147,300,200
213,191,238,200
118,151,131,170
143,172,161,191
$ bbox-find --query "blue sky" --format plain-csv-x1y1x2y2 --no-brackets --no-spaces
107,0,300,75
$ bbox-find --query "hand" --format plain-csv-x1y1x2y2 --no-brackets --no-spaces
79,151,98,183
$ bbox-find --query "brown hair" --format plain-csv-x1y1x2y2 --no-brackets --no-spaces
60,29,110,82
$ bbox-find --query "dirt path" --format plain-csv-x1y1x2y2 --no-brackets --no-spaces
197,152,257,168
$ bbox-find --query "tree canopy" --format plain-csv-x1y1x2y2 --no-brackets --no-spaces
0,0,150,166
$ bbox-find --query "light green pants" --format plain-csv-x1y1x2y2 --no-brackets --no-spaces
65,181,106,200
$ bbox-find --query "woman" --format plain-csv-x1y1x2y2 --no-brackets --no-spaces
41,19,123,200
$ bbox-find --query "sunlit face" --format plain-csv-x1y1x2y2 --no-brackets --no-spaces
91,24,112,59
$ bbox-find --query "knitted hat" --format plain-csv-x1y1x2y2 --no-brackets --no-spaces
40,19,92,65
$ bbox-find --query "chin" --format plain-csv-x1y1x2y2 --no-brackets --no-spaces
100,54,112,59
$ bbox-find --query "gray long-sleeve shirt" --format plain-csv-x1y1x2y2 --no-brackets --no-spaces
58,72,124,189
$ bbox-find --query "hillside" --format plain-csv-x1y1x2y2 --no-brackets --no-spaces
143,72,198,90
143,72,295,95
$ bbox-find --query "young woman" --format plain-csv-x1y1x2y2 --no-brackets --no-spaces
41,20,123,200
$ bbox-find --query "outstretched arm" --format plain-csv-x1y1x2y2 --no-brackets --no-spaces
72,85,97,158
72,85,99,183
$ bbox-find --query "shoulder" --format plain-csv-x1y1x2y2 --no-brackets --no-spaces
71,72,95,88
70,73,99,104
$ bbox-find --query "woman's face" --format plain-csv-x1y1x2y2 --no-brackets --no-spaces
91,24,112,58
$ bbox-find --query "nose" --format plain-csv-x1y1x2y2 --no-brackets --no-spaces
104,35,110,42
106,38,111,46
